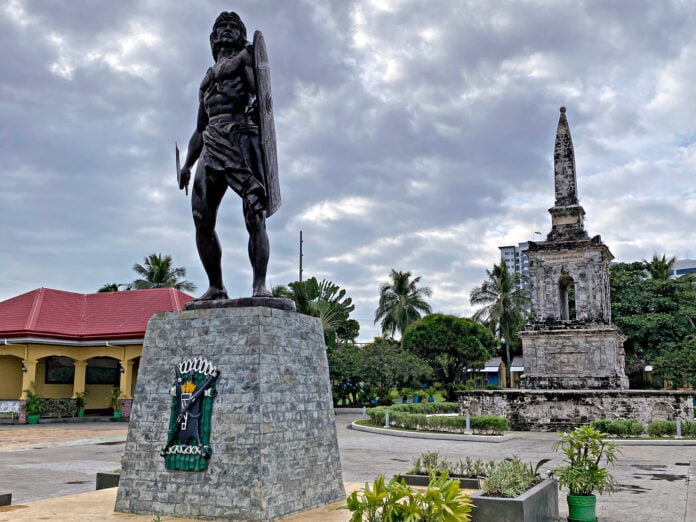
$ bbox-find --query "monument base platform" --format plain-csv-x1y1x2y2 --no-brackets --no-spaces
115,306,344,521
458,389,696,431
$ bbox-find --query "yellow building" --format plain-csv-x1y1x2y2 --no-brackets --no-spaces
0,287,192,420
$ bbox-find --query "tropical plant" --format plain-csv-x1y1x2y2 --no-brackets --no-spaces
110,387,123,413
401,314,496,400
130,253,196,292
343,472,472,521
643,253,676,280
74,391,87,411
282,277,358,347
551,425,619,496
470,260,530,382
374,269,432,339
22,382,43,416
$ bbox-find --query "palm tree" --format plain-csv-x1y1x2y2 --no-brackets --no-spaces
130,253,196,292
470,260,530,384
281,277,357,347
374,270,432,339
643,253,675,280
97,283,120,293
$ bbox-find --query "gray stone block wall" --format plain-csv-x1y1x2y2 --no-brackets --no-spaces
459,389,696,431
114,306,345,521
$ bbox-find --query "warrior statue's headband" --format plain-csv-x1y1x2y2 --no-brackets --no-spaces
210,11,247,60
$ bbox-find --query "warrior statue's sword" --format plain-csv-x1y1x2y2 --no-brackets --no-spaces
175,142,187,195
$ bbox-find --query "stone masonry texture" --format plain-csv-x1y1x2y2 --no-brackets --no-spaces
458,389,696,431
114,306,345,521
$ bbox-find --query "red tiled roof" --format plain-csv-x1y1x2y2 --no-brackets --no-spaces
0,288,193,340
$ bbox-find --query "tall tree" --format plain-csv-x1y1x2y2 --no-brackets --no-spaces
353,338,433,404
611,262,696,381
469,260,530,378
130,253,196,292
643,253,676,280
652,335,696,389
374,270,432,339
401,314,496,400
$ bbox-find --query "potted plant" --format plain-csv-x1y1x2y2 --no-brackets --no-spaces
75,391,87,417
471,456,556,522
551,425,619,522
110,387,123,419
22,382,43,424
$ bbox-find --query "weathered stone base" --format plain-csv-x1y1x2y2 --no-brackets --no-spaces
458,389,696,431
519,325,629,390
522,375,626,390
114,307,345,521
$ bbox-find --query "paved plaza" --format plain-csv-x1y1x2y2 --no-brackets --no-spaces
0,411,694,521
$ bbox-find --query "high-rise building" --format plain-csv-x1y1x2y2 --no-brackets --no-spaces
499,242,530,289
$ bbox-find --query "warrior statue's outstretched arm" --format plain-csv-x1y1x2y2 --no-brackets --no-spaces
178,99,208,191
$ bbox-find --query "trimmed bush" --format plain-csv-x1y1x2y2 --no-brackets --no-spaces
386,402,460,414
647,420,675,437
647,420,696,437
590,418,644,437
366,404,507,435
40,398,78,418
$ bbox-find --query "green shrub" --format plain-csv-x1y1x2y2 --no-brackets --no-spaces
481,456,544,498
386,402,460,414
648,420,676,437
685,420,696,437
367,403,506,435
470,415,508,434
343,472,473,521
591,418,644,437
40,398,78,418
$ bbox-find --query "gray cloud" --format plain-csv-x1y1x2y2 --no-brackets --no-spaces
1,0,695,340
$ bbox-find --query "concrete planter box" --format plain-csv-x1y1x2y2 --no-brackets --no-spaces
96,472,120,490
470,477,558,522
395,474,480,490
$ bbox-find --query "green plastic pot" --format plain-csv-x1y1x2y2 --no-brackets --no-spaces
567,494,597,522
113,411,122,419
27,414,40,425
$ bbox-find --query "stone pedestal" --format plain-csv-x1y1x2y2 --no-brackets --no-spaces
519,324,629,390
114,306,345,521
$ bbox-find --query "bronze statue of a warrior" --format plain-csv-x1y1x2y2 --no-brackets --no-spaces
178,11,279,300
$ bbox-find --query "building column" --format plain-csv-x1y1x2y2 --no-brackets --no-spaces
20,360,38,399
72,360,88,397
120,359,135,399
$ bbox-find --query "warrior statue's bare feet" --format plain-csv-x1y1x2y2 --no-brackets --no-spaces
252,285,272,298
196,286,229,301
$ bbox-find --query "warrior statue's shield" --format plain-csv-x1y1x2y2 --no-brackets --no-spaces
253,30,281,218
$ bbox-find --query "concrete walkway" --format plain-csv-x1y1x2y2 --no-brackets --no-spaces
1,412,695,521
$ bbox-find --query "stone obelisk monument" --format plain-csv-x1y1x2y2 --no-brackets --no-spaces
520,107,629,390
115,12,344,521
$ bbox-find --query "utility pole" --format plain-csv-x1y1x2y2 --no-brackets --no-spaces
299,230,304,282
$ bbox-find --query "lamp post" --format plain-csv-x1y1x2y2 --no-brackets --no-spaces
501,336,511,389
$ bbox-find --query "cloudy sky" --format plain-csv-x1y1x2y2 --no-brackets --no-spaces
2,0,695,341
